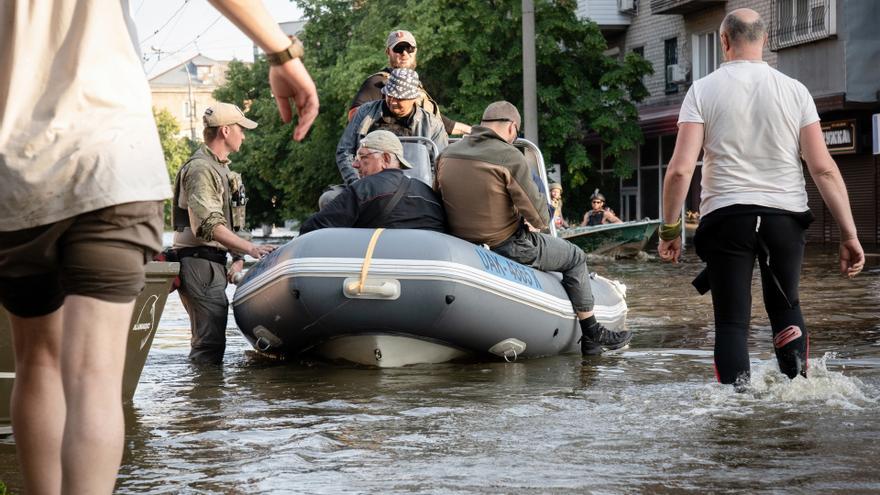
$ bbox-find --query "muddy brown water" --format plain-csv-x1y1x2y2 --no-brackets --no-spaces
1,246,878,494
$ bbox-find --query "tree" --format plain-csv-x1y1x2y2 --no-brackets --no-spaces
152,107,194,227
213,0,651,222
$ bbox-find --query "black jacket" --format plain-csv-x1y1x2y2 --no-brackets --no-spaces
299,169,446,235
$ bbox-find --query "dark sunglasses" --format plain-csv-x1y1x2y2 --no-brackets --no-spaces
392,44,416,54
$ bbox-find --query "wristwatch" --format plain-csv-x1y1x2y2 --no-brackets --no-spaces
265,36,304,66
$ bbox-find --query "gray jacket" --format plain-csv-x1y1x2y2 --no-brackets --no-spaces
335,99,448,185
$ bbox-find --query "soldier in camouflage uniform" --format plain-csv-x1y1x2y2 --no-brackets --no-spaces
172,103,275,364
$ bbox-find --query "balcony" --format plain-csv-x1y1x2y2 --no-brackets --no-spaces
769,0,836,50
650,0,726,15
577,0,634,33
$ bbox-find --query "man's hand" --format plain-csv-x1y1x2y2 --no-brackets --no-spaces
270,59,319,141
247,243,276,260
658,237,682,263
227,259,245,284
840,238,865,278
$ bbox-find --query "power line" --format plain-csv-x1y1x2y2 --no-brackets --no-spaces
145,14,224,73
139,0,191,47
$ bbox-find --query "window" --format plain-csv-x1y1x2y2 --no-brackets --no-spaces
182,100,196,120
771,0,836,50
664,38,678,94
692,31,722,80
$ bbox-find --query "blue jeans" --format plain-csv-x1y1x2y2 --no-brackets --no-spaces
492,229,594,312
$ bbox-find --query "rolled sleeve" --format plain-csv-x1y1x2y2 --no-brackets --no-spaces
182,163,227,241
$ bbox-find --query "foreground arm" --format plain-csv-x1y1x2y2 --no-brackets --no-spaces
207,0,318,141
658,122,703,263
800,122,865,278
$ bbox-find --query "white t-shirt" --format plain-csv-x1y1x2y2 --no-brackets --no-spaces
0,0,172,231
678,60,819,216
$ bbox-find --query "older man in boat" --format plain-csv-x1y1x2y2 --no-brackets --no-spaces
301,130,446,234
435,101,632,355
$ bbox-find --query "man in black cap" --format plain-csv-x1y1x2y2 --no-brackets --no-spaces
436,101,632,355
336,68,448,186
348,29,471,136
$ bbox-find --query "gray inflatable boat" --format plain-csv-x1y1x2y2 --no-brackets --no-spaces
232,137,627,366
231,227,627,366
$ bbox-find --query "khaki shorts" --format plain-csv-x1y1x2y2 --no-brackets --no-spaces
0,201,164,317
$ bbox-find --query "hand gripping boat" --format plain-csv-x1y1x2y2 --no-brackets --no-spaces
231,138,628,366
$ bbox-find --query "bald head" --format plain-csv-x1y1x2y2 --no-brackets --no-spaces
721,8,766,46
720,8,766,61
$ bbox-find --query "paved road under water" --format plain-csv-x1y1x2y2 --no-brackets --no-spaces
1,246,878,493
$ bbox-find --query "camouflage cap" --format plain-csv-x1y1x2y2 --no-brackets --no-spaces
359,130,413,169
549,183,563,191
203,102,257,129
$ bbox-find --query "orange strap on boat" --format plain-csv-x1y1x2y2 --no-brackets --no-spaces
357,228,385,293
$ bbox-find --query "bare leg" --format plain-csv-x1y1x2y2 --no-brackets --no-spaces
9,308,65,495
60,295,133,494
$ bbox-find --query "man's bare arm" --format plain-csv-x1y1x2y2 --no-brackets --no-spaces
800,122,864,277
658,122,703,262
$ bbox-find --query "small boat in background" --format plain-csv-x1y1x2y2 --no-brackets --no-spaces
560,218,662,258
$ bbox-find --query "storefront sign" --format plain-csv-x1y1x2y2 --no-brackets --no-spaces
822,119,857,154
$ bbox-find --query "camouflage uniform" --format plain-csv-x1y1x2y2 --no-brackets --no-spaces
172,144,247,363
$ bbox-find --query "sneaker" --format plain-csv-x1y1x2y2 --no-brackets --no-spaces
580,322,632,354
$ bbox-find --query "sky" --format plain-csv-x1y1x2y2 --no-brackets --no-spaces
130,0,303,78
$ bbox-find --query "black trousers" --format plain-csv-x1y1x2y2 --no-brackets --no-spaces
694,211,809,385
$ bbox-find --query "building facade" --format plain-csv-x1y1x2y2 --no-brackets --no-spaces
149,55,230,141
577,0,879,246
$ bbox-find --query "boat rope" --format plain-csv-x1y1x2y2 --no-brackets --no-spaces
357,228,385,294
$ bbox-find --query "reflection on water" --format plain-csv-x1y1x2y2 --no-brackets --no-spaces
1,246,878,493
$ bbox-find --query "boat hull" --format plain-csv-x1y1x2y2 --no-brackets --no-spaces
232,229,628,366
560,219,661,257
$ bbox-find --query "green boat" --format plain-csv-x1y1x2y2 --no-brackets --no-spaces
559,219,662,257
0,261,179,435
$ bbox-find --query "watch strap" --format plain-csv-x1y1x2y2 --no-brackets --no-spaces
266,36,304,66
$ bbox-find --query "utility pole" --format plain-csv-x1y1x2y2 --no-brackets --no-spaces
522,0,538,145
185,61,197,142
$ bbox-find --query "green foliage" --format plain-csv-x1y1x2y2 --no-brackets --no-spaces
0,479,9,495
152,107,194,227
213,0,651,221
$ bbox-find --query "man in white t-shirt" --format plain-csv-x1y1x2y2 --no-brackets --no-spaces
0,1,318,492
657,8,864,388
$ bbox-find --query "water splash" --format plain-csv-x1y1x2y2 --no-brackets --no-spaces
743,353,879,408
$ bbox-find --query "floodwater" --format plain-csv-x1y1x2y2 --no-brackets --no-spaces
2,246,879,494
